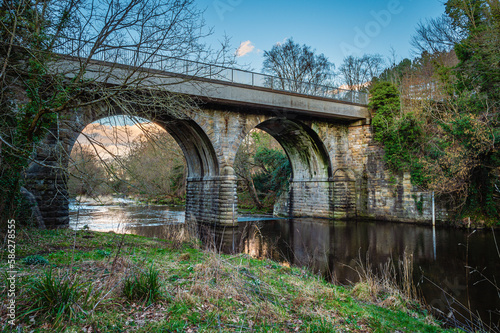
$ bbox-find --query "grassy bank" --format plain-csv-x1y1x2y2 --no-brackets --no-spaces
0,229,458,332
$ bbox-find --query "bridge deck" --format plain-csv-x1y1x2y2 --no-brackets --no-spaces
55,47,369,121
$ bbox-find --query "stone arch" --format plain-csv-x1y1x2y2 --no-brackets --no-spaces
64,108,220,180
244,118,334,218
332,168,356,181
256,118,332,181
159,118,219,178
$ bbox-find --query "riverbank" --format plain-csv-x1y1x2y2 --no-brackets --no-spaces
0,228,458,332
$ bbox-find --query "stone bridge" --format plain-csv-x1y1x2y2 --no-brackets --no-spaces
25,54,438,228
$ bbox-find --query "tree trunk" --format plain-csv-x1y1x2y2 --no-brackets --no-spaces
245,178,263,209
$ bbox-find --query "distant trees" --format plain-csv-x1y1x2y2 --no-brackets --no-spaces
123,130,186,202
262,38,335,93
68,144,112,198
68,123,187,203
235,130,291,212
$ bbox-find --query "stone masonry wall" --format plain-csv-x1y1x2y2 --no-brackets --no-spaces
347,123,446,223
185,175,238,226
275,120,447,223
274,180,331,218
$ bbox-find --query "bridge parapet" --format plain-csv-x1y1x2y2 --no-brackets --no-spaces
54,39,368,105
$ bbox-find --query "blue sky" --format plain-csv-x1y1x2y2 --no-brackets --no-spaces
195,0,446,71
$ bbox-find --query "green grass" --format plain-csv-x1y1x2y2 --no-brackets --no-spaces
0,228,460,332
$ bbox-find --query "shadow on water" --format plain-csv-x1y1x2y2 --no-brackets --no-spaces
70,204,500,329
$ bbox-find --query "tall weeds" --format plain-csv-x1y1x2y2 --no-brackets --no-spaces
350,251,421,312
427,228,500,333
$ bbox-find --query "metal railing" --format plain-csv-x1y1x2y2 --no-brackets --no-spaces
53,39,368,105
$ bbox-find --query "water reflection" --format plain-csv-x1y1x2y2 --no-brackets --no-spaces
70,204,500,328
69,203,184,232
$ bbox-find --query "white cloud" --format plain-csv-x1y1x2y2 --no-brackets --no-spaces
275,37,289,46
236,40,255,57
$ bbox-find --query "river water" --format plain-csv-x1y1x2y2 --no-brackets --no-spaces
70,202,500,329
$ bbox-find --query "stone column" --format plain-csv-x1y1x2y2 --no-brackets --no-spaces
273,179,333,218
291,179,333,218
185,166,238,227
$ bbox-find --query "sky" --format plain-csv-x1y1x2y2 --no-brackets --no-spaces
75,117,163,158
195,0,447,71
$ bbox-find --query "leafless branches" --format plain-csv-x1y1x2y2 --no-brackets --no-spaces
410,15,465,55
0,0,231,224
339,54,384,91
262,38,335,93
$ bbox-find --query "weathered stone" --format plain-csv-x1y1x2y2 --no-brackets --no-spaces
24,97,446,228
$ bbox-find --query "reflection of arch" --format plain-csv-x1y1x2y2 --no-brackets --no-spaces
255,118,332,181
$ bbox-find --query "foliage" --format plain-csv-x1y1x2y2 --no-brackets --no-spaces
252,147,291,195
234,129,291,212
262,38,335,92
378,58,413,85
446,0,500,100
123,129,186,201
370,81,427,186
372,0,500,223
431,0,500,220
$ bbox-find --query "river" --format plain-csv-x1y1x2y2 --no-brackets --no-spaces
70,201,500,329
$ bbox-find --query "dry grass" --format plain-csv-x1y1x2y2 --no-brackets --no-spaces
350,251,421,311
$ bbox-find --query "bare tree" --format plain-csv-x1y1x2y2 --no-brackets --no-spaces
262,38,335,93
410,15,465,54
0,0,231,225
339,54,384,91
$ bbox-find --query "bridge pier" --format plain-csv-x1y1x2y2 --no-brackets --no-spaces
332,172,357,219
185,174,238,227
273,176,357,219
274,179,332,218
